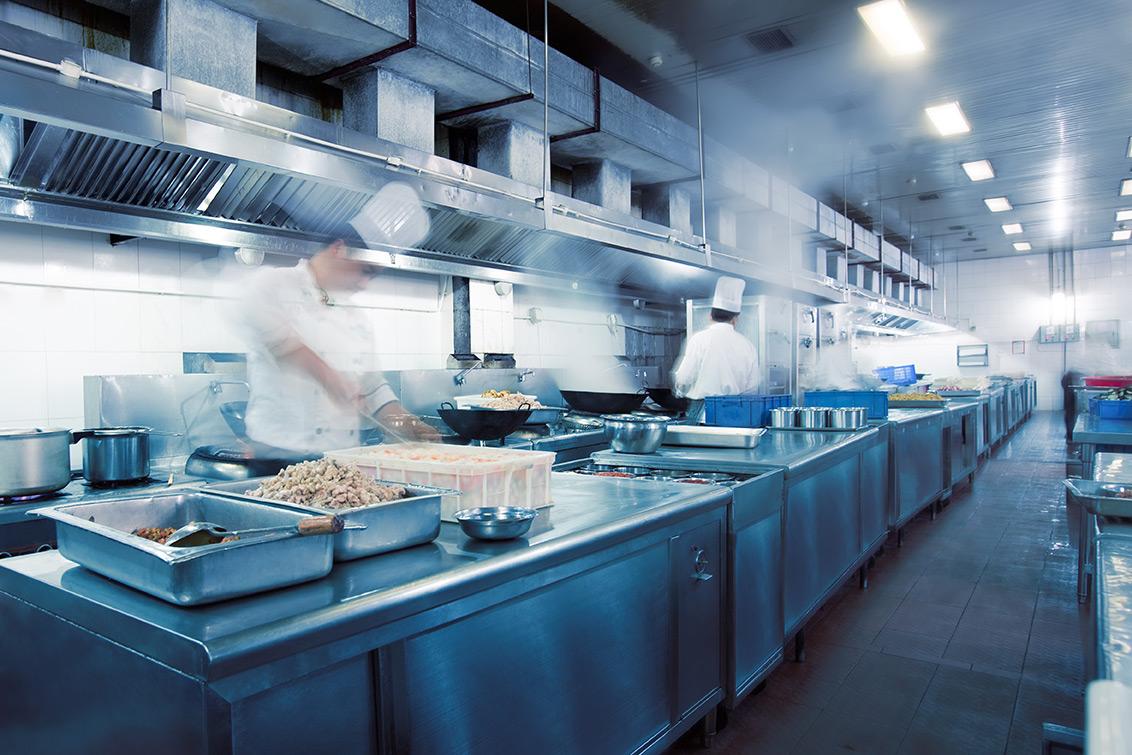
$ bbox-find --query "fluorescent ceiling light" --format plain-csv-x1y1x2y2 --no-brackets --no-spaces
1002,223,1023,235
1013,241,1032,252
961,159,995,181
1117,210,1132,222
1127,137,1132,159
925,102,971,136
858,0,925,56
983,196,1012,212
1122,179,1132,196
1113,229,1132,241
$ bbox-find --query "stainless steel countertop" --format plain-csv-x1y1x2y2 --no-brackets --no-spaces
1095,534,1132,686
594,426,879,478
1074,415,1132,446
0,473,729,680
886,408,946,424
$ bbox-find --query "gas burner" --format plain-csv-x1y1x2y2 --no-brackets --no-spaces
83,476,159,490
510,426,551,441
0,490,67,505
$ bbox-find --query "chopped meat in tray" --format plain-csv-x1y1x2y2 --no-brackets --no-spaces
247,459,408,510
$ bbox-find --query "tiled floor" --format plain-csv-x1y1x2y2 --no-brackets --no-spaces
672,411,1087,754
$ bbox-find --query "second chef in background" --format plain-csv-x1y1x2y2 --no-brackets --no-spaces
672,276,760,421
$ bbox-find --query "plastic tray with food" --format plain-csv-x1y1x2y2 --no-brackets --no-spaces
202,459,451,560
34,492,335,605
327,443,554,521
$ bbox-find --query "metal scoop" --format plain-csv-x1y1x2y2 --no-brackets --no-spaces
164,514,358,548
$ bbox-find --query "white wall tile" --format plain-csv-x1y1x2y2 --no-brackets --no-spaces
41,288,97,351
138,294,183,352
43,228,94,286
0,352,48,421
0,222,44,284
90,291,142,352
92,235,140,290
0,284,46,351
138,238,183,293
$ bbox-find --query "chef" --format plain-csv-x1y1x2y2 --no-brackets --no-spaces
672,276,760,420
237,238,435,455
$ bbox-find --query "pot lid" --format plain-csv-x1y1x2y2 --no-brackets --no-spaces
0,427,71,438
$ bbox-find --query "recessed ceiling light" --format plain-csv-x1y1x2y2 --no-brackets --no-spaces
925,102,971,136
983,196,1012,212
1113,229,1132,241
857,0,925,56
1013,241,1032,252
1002,223,1023,235
1122,179,1132,196
961,159,995,181
1127,137,1132,159
1117,209,1132,222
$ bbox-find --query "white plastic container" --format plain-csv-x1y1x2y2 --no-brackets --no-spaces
327,444,554,521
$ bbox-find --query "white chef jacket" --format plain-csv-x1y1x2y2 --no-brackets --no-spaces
672,322,760,400
238,261,397,453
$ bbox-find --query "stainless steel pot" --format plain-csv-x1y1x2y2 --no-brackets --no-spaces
601,414,670,454
71,427,154,484
829,407,867,429
0,428,73,498
769,407,798,428
798,407,830,429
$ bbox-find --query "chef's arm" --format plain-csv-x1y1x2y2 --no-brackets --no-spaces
272,342,360,406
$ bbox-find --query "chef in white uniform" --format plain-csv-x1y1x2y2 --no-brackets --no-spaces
672,276,760,420
238,239,434,455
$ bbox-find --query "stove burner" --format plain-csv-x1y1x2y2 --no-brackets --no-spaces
0,490,66,505
562,413,604,431
83,476,158,490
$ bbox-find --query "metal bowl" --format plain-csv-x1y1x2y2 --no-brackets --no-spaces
601,414,671,454
454,507,538,540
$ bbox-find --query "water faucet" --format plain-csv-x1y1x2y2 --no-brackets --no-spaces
209,379,250,394
517,369,534,383
454,362,482,386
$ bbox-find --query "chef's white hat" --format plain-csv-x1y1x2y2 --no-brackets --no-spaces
711,276,745,314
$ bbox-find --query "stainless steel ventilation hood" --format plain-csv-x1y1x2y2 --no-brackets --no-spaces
842,302,953,337
0,22,843,304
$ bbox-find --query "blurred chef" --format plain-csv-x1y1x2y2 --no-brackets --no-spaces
237,239,435,455
673,276,759,420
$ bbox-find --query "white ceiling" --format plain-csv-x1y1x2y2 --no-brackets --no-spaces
550,0,1132,264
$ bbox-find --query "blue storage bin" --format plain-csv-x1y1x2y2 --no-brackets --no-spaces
803,391,889,419
874,365,916,386
704,394,791,427
1090,398,1132,420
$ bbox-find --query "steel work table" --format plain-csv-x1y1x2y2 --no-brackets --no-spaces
1094,533,1132,687
597,427,887,655
1074,451,1132,602
886,409,949,533
943,400,980,489
0,474,730,754
1073,416,1132,480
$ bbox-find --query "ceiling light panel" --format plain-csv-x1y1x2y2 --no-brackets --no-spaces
1127,137,1132,159
925,102,971,136
961,160,995,181
1013,242,1032,251
858,0,925,56
1117,210,1132,222
1122,179,1132,196
983,196,1012,212
1002,223,1023,235
1113,230,1132,241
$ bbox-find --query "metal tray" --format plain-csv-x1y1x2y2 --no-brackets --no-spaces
887,399,948,408
35,493,334,605
1064,479,1132,518
202,478,448,560
936,390,983,397
664,425,766,448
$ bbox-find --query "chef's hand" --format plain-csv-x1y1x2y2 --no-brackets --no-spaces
372,402,441,443
403,417,441,443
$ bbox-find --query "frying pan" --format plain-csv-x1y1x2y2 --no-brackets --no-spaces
437,402,533,441
559,390,647,415
646,387,690,414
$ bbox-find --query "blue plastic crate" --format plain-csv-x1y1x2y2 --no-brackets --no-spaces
875,365,917,386
1090,397,1132,420
803,391,889,420
704,394,791,427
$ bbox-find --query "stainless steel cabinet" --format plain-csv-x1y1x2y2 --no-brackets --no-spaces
890,412,947,529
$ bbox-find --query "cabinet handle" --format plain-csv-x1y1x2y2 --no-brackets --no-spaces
691,546,713,582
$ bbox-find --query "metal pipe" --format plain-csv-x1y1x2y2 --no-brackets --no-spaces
694,60,709,266
541,0,550,223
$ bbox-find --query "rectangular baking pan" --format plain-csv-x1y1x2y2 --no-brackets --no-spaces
202,478,449,560
35,492,334,605
664,425,766,448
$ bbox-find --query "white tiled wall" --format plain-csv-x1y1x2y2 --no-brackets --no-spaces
0,220,451,436
858,247,1132,411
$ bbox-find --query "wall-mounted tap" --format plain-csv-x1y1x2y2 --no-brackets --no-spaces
454,362,482,386
517,369,534,383
209,379,249,395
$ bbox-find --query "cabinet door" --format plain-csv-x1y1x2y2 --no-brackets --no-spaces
674,519,724,718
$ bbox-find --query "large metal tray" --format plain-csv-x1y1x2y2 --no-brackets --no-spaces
664,425,766,448
35,493,334,605
202,478,448,560
1064,479,1132,518
887,399,948,408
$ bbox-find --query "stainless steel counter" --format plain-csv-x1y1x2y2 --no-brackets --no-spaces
944,400,980,488
1094,534,1132,686
0,473,731,754
888,408,949,531
1074,415,1132,449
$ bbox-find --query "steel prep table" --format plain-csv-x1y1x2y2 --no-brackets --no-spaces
1074,449,1132,603
0,473,730,755
943,399,980,489
596,426,888,666
986,388,1006,447
886,409,949,536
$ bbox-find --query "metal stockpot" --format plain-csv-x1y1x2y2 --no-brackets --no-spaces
71,427,154,484
830,408,867,429
769,407,798,428
0,428,73,498
797,407,830,429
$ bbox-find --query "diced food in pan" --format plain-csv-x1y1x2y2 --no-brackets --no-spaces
247,459,407,509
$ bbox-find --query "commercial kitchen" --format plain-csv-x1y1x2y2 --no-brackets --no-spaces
0,0,1129,753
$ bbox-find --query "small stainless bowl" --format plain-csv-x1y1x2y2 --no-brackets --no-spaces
454,507,538,540
601,414,671,454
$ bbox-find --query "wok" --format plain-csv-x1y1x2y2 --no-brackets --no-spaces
559,390,647,415
646,387,690,414
437,402,533,441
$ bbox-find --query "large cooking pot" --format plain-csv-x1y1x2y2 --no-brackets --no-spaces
437,402,533,441
646,387,690,414
560,390,647,415
0,428,72,498
70,426,159,484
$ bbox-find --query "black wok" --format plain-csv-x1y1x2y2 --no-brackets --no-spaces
559,390,647,415
646,387,690,413
437,402,533,441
